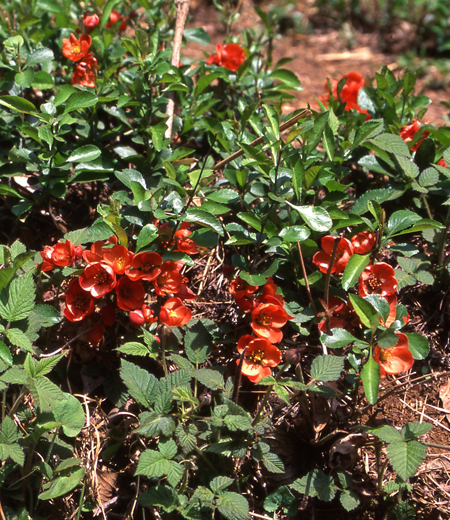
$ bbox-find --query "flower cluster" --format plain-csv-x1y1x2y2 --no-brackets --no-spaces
39,233,194,345
400,119,430,152
373,333,413,377
319,72,370,119
62,30,98,88
230,277,293,383
207,43,246,71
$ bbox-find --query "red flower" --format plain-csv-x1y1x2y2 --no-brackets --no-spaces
83,13,100,31
237,335,282,383
251,302,292,343
319,72,370,118
160,297,192,327
351,231,376,254
102,245,134,275
64,278,95,322
176,236,199,255
72,53,98,88
358,262,398,298
318,297,357,334
79,262,117,298
126,252,163,282
382,294,409,328
153,261,183,296
437,158,447,167
88,324,104,346
312,236,354,274
115,276,145,311
373,333,413,377
106,10,128,31
62,33,92,62
229,276,259,300
129,304,158,327
400,119,430,152
175,282,196,301
40,240,76,271
207,43,245,71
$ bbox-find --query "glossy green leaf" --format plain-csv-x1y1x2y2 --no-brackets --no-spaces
360,356,380,405
405,332,429,360
342,253,371,290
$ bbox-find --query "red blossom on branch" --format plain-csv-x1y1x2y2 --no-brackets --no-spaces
153,261,183,296
79,262,117,298
207,43,245,71
40,240,76,271
400,119,430,152
312,236,354,274
62,33,92,62
83,12,100,31
72,53,98,88
358,262,398,298
63,278,95,322
126,251,163,282
351,231,376,254
237,335,282,383
251,301,292,344
159,297,192,327
115,276,145,311
373,333,413,377
319,72,370,119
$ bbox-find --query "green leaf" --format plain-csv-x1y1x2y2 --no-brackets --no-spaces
340,489,360,511
216,492,249,520
185,208,224,236
120,359,159,407
371,425,403,443
155,391,173,415
67,145,101,163
53,394,85,437
0,95,37,115
360,356,380,405
38,466,85,500
262,451,285,473
368,133,410,157
0,416,18,445
184,27,211,44
33,304,63,327
184,321,213,364
310,355,344,382
30,377,65,412
270,69,301,89
286,202,332,232
393,219,444,235
342,253,371,290
279,225,310,243
224,415,253,432
264,486,296,514
290,469,337,501
210,476,234,493
405,333,429,360
0,342,13,367
348,294,378,329
158,438,177,460
63,92,98,113
34,353,64,377
352,118,384,149
0,272,36,322
402,421,433,440
26,47,54,67
115,342,150,356
387,210,422,236
387,440,427,481
5,328,34,353
136,412,176,438
305,111,329,155
321,328,359,349
135,450,169,477
150,122,168,152
351,188,403,216
195,368,225,390
419,167,439,187
138,485,179,512
15,69,34,88
364,294,390,323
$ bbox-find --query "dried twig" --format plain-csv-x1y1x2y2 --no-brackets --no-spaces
165,0,190,139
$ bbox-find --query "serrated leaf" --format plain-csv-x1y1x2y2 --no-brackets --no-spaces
224,415,253,432
63,91,98,113
136,450,170,480
195,368,225,390
31,377,65,412
286,203,332,232
310,355,344,382
387,210,422,236
210,476,234,493
0,416,18,445
120,359,159,407
371,425,403,443
342,253,371,290
264,486,296,514
340,489,360,511
216,491,249,520
136,412,176,438
290,469,337,501
368,133,410,157
0,342,13,367
387,440,427,481
419,167,439,187
53,394,85,437
360,356,380,405
402,421,433,440
34,353,64,377
175,424,197,452
348,294,379,328
262,451,285,473
158,438,177,460
38,466,85,500
6,328,34,353
351,188,403,216
0,272,36,322
115,342,150,356
364,294,391,323
155,391,173,415
138,485,179,511
0,367,27,384
184,321,213,364
33,304,63,327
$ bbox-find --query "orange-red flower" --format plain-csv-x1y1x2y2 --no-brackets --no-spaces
83,237,118,264
229,276,259,300
358,262,398,298
437,158,447,167
373,333,413,377
237,335,282,383
382,294,409,328
106,10,128,31
317,297,358,334
72,53,98,88
129,304,158,327
40,240,76,271
88,324,104,346
319,72,370,118
115,276,145,311
79,262,117,298
176,231,199,255
102,245,134,275
312,236,354,274
126,251,163,281
64,278,95,322
251,302,292,343
159,297,192,327
207,43,245,71
153,261,183,296
351,231,376,254
400,119,430,152
83,12,100,31
62,33,92,62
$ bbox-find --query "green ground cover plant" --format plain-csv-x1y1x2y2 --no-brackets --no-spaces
1,1,450,519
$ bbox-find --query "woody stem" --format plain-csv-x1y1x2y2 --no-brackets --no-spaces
252,361,290,426
296,241,318,318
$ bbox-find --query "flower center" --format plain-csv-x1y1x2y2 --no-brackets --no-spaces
141,261,153,272
94,271,110,285
169,310,178,318
73,44,81,55
73,294,89,310
379,349,391,362
367,273,382,291
157,274,167,287
257,313,272,327
248,349,265,364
